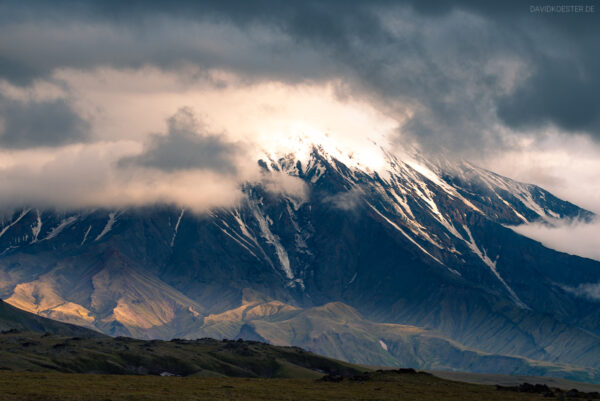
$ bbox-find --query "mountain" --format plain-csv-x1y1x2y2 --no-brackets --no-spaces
0,299,101,338
1,139,599,381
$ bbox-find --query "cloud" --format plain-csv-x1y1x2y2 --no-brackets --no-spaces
0,106,316,213
0,94,89,148
497,57,600,134
120,107,241,174
511,218,600,262
50,66,397,158
0,0,598,216
486,132,600,214
0,138,247,213
0,1,598,156
261,171,309,203
562,282,600,302
0,4,334,86
322,188,364,211
0,106,252,212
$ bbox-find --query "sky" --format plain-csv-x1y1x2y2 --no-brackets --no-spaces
0,1,599,256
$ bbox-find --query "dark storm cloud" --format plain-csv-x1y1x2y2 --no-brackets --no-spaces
120,107,241,174
1,0,598,150
497,53,600,134
0,0,361,85
0,95,90,148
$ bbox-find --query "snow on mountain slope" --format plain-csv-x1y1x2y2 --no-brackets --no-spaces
257,141,590,307
0,137,583,265
0,140,592,310
0,139,599,377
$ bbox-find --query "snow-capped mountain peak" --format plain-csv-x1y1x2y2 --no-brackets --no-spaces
0,138,598,380
258,131,390,175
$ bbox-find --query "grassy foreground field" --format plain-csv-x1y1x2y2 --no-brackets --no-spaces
0,370,555,401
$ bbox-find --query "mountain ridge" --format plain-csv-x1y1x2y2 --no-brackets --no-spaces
0,142,599,381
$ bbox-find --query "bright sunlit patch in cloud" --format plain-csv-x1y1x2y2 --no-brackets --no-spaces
61,67,400,168
0,68,402,212
250,86,399,172
57,67,401,140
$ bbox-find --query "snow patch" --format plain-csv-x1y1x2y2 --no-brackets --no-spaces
368,203,447,268
401,157,481,213
515,189,547,219
498,196,529,223
233,210,258,244
462,225,529,309
81,225,92,246
468,165,561,221
215,222,259,259
30,209,42,243
0,209,30,239
251,203,294,281
95,212,117,241
170,208,185,247
310,161,326,183
43,215,79,241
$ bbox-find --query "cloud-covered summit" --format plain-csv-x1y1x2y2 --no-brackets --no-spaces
0,0,598,216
